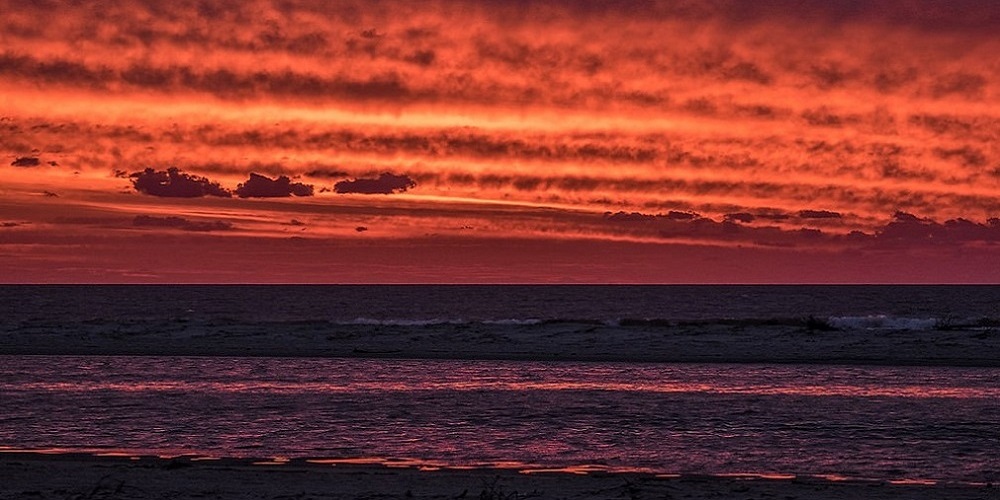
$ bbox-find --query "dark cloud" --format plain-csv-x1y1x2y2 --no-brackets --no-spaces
253,21,330,55
0,52,420,103
682,98,718,115
0,52,112,89
1,0,996,240
933,146,987,167
931,72,987,98
161,161,289,178
604,211,658,223
512,176,543,191
876,212,1000,245
873,67,920,93
708,0,1000,32
798,210,842,219
801,108,855,128
9,0,998,38
809,63,854,89
305,168,349,178
605,210,788,244
907,114,999,142
724,212,755,223
1,221,22,228
10,156,40,167
334,172,416,194
733,104,785,120
1,0,995,123
130,167,232,198
666,211,700,220
417,169,1000,217
877,212,945,242
602,209,1000,249
404,50,436,66
908,114,972,137
605,211,711,226
719,61,772,85
235,172,314,198
194,126,666,164
133,215,233,232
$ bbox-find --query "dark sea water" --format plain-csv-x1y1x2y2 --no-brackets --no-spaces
3,284,1000,324
1,286,999,484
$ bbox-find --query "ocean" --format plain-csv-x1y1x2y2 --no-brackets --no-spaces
4,285,1000,324
1,286,998,484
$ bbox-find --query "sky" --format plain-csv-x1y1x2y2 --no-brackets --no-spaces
1,0,998,283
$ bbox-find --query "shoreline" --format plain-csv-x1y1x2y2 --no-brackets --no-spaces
0,452,993,500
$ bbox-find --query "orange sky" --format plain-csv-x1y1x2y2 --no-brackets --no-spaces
1,0,998,282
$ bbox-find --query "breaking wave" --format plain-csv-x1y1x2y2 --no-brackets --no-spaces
828,315,939,331
333,315,996,331
342,318,467,327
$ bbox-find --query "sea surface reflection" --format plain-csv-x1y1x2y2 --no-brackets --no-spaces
1,356,997,483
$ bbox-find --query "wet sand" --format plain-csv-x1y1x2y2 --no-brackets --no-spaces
0,452,993,500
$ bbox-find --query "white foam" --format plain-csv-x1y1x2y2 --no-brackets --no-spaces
341,318,466,327
340,318,547,327
482,319,543,326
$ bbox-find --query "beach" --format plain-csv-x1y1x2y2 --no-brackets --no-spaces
1,452,994,500
3,286,998,499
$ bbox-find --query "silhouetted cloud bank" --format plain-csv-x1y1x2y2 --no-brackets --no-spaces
10,156,40,167
235,173,313,198
877,212,1000,244
334,173,416,194
130,168,231,198
603,210,1000,248
798,210,842,219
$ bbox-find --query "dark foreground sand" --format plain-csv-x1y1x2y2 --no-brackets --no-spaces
1,453,994,500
